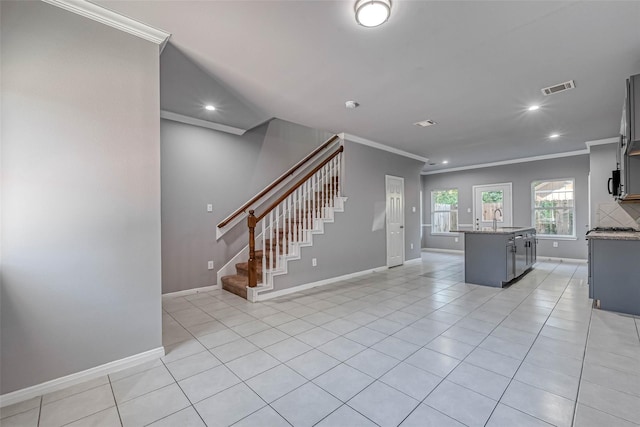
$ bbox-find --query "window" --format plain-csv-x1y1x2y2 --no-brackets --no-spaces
532,179,575,237
431,189,458,234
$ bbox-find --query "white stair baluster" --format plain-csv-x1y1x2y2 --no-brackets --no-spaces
262,220,266,285
337,152,341,197
288,194,292,252
270,211,274,271
312,173,316,228
275,204,280,271
322,164,327,214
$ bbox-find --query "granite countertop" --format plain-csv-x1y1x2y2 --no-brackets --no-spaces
451,226,536,235
585,231,640,240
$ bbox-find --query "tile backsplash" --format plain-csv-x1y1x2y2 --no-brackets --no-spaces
596,202,640,229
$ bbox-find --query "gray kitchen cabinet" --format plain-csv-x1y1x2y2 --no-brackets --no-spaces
588,235,640,316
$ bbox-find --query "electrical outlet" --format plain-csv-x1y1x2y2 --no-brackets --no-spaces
207,204,213,212
410,243,414,250
553,241,558,248
455,237,459,243
312,258,317,267
207,261,214,270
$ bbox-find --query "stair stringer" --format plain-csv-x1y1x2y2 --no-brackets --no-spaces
247,196,347,302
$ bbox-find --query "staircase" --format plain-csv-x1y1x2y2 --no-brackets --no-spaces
218,140,345,301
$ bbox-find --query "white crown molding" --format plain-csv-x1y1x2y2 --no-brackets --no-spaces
160,110,247,136
344,133,429,163
0,346,164,408
41,0,171,48
421,149,589,175
585,137,618,149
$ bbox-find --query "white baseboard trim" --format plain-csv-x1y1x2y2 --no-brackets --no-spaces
256,265,388,301
163,285,220,298
0,346,165,408
537,256,587,263
404,257,423,265
422,248,465,255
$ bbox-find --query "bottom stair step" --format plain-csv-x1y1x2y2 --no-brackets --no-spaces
222,275,254,299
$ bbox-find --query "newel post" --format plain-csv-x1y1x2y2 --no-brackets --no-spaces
248,210,257,288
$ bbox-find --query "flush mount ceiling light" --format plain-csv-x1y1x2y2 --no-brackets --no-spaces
549,133,560,139
205,105,216,111
355,0,391,27
442,160,449,164
345,100,360,109
528,105,540,111
414,119,437,127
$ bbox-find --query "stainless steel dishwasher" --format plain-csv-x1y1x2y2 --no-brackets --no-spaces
514,235,527,277
506,238,515,282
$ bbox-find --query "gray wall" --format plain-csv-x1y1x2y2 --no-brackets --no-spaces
270,140,424,292
160,118,332,294
421,155,590,260
1,2,162,394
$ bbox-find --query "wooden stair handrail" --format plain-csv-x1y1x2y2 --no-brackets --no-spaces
256,146,343,222
217,134,340,228
247,145,343,288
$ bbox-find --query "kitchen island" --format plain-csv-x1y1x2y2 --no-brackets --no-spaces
453,227,537,287
586,230,640,316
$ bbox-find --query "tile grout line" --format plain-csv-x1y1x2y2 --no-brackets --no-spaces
148,358,207,427
107,376,124,427
36,396,43,427
570,302,594,427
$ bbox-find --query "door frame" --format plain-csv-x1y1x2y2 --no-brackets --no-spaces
385,175,405,267
472,182,513,229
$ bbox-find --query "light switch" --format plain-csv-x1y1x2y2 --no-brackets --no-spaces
467,208,471,213
207,204,213,212
412,206,416,213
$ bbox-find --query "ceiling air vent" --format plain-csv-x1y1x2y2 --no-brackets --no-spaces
541,80,576,96
414,119,437,127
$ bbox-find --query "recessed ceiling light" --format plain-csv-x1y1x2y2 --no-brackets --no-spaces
414,119,437,127
528,105,540,111
549,133,560,139
355,0,391,27
205,105,216,111
442,160,449,164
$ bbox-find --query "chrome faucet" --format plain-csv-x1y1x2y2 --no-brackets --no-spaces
493,208,503,230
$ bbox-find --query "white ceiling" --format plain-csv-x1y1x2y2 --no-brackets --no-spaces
98,0,640,171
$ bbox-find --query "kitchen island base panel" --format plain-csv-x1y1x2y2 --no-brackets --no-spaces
462,228,537,288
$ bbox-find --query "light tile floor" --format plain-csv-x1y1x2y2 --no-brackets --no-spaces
2,252,640,427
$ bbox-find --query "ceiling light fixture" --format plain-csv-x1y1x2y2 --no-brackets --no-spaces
442,160,449,164
355,0,391,27
345,100,360,109
549,133,560,139
528,105,540,111
205,105,216,111
414,119,437,127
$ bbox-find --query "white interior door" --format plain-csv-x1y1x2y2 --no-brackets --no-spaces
386,175,404,267
473,183,513,229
